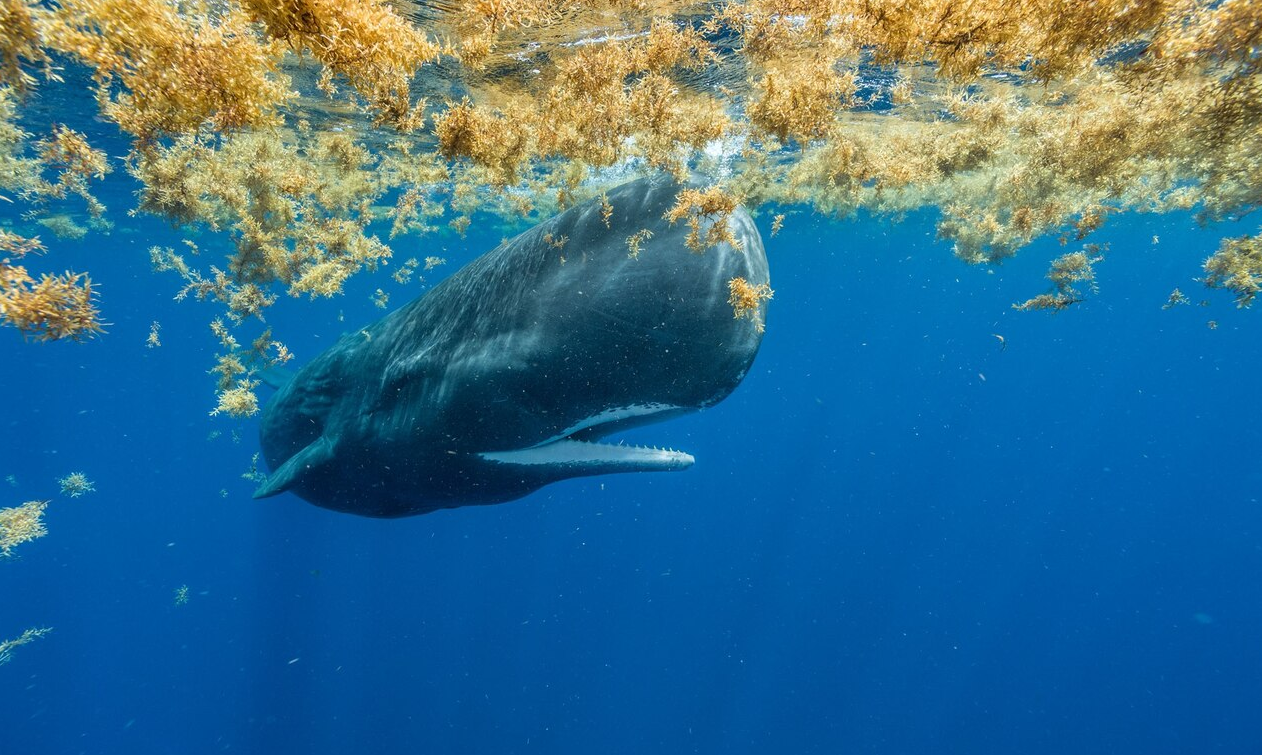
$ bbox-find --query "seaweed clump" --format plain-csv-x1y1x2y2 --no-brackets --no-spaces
242,0,441,130
664,186,743,253
56,471,95,497
0,88,107,341
207,318,260,418
135,131,392,302
0,498,47,557
0,0,52,93
41,0,293,140
1014,247,1103,313
0,230,104,341
1203,230,1262,308
433,18,728,182
728,276,773,331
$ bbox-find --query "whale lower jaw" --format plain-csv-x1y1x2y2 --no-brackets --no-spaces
478,403,693,474
479,439,694,472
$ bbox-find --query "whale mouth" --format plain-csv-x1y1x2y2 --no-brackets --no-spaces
478,403,695,472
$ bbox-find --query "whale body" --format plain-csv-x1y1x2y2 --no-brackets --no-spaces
255,175,769,517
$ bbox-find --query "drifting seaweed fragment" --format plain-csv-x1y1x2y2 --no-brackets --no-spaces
206,318,260,418
626,228,653,259
392,257,419,284
664,186,742,253
0,499,47,557
57,471,94,497
0,229,42,257
30,126,111,214
1014,247,1104,313
0,626,50,666
210,379,260,418
770,214,785,237
35,214,86,240
1163,289,1190,310
1203,230,1262,308
0,263,104,341
728,276,773,331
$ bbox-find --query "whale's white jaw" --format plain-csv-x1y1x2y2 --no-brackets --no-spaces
479,438,694,471
478,403,694,472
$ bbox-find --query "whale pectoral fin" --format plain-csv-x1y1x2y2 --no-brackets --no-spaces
253,436,336,499
258,365,296,391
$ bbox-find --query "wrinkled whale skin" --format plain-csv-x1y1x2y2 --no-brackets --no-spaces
256,175,769,517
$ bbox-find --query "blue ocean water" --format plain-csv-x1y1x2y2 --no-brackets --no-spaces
3,104,1261,755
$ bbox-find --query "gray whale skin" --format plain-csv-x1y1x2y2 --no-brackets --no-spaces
255,176,769,517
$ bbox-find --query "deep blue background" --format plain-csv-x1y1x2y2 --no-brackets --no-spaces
2,90,1261,755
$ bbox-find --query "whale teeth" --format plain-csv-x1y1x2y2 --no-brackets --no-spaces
480,439,694,469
